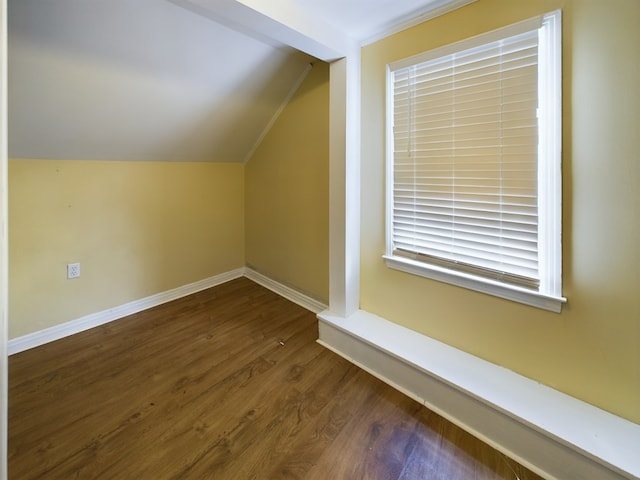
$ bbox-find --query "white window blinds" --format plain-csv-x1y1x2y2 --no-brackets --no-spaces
389,28,542,290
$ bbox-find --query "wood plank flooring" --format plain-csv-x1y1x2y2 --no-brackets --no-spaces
9,277,545,479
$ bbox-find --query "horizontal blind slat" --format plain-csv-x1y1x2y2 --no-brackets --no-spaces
391,26,540,285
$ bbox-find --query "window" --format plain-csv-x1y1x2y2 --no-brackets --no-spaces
385,11,565,312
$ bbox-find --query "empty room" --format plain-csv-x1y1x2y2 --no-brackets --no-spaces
1,0,639,479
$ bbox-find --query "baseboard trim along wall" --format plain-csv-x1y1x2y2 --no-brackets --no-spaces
8,268,246,355
9,270,638,479
244,268,328,314
8,268,328,356
317,309,640,480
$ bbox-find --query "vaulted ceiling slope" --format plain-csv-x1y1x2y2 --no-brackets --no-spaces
8,0,314,162
8,0,471,163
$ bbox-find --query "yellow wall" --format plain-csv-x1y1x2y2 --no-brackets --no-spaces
8,62,330,340
9,159,245,338
245,62,330,303
360,0,640,423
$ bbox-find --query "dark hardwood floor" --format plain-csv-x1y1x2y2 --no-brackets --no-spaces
9,277,544,479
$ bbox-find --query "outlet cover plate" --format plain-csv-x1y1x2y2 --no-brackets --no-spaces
67,263,80,279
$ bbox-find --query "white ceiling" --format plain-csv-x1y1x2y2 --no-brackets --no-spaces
8,0,470,163
291,0,473,43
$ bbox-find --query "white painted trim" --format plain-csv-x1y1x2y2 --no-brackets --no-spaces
170,0,350,61
384,255,566,313
317,309,640,480
8,268,327,356
242,62,313,164
0,0,8,476
387,14,542,71
344,50,361,317
8,268,245,355
244,268,327,314
328,52,361,318
361,0,478,46
538,9,564,299
329,58,348,316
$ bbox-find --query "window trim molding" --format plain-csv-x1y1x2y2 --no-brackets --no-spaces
387,15,542,72
384,254,566,312
384,10,565,312
537,10,563,299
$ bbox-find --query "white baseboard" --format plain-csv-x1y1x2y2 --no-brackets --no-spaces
8,268,245,355
244,268,328,314
8,268,326,355
317,309,640,480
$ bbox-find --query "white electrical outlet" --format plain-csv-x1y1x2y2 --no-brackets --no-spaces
67,263,81,279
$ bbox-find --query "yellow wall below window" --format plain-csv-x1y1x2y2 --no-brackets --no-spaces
9,159,245,338
245,62,330,304
360,0,640,423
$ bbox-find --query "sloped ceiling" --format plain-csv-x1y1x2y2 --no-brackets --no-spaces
8,0,314,162
8,0,471,163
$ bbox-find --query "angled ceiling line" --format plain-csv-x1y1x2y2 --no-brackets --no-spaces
242,62,314,165
9,0,319,163
168,0,354,62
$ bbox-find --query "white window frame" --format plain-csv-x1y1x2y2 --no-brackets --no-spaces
384,10,566,312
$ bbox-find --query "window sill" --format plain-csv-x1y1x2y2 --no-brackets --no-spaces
383,255,566,313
